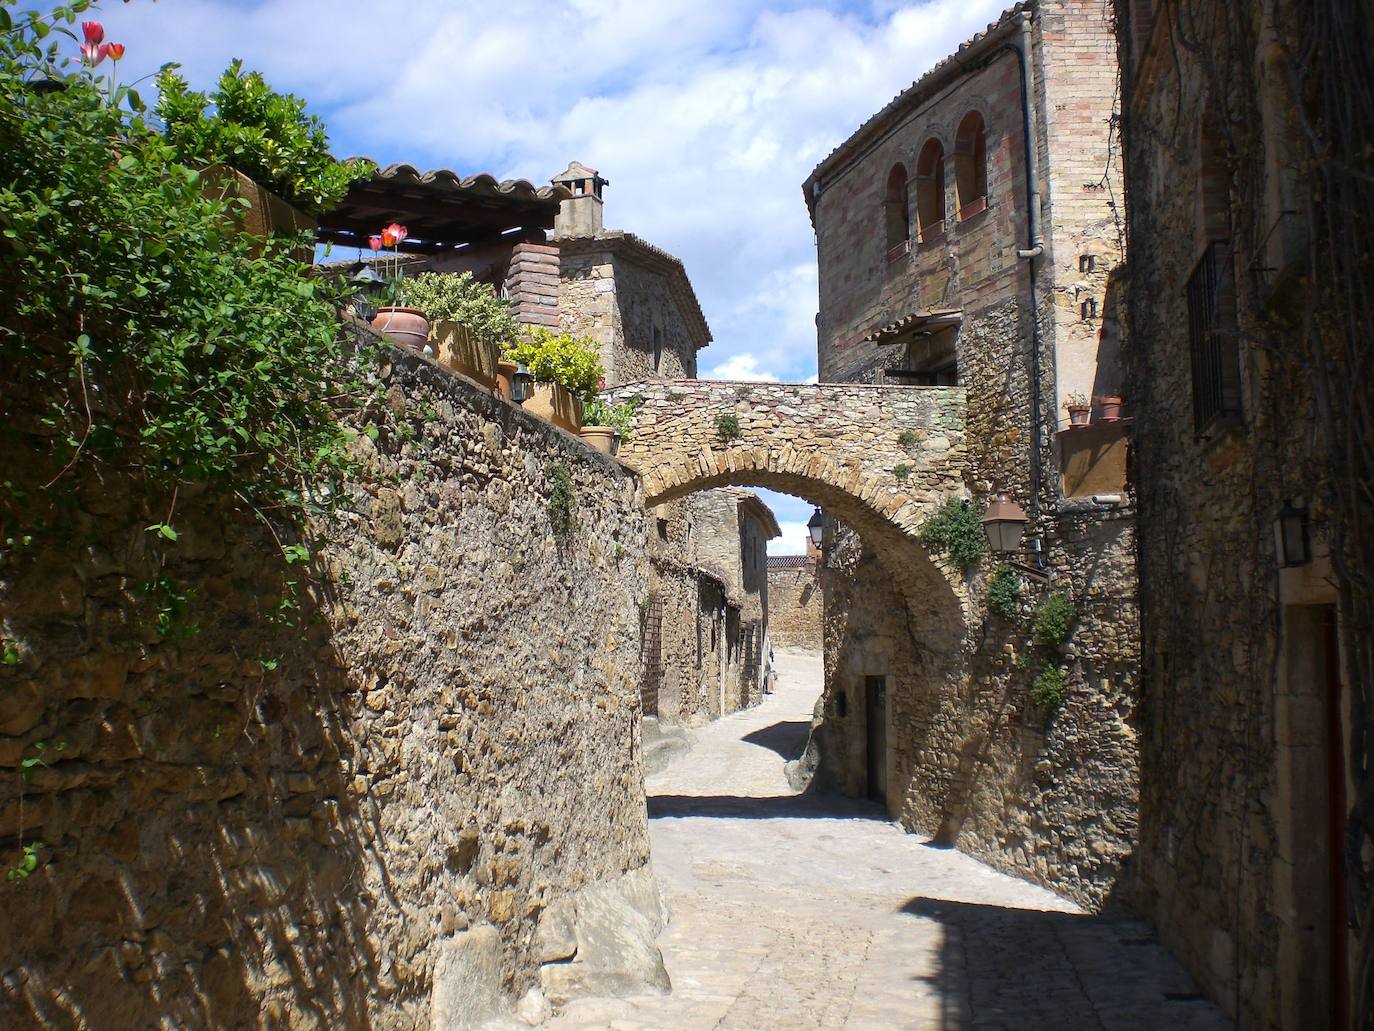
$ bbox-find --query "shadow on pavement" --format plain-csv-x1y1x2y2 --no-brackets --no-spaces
647,791,887,821
897,896,1230,1030
739,719,811,760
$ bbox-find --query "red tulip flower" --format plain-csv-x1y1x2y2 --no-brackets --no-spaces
381,223,407,247
80,42,108,65
81,21,103,44
368,235,383,251
106,42,125,61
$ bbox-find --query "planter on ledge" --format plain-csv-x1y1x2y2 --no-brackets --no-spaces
496,359,518,401
370,307,430,352
1096,396,1124,422
579,426,616,454
201,164,315,259
1066,405,1091,428
433,320,499,389
525,382,583,434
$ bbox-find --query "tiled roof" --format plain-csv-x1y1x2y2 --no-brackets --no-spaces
801,2,1032,223
768,555,813,570
864,308,962,345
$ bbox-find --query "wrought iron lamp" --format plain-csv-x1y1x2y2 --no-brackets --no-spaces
981,492,1030,554
510,363,535,405
348,264,386,322
1276,499,1311,567
807,508,824,548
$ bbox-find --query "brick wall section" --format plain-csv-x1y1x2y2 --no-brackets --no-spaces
504,242,561,329
0,340,660,1029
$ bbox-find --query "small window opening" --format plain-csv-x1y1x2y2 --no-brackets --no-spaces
954,111,988,220
915,139,946,243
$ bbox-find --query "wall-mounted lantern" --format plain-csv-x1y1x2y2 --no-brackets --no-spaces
981,492,1030,554
1276,499,1311,567
348,264,386,322
510,363,535,405
807,508,824,549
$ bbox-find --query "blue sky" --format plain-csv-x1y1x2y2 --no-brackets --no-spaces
86,0,1008,550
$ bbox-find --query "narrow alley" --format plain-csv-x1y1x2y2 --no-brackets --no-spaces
545,651,1231,1031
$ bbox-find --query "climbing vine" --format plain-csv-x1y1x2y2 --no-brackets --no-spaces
920,497,985,569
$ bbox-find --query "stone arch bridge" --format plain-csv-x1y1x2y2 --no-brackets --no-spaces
602,379,971,643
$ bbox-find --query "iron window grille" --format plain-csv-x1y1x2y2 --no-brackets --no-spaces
1186,240,1241,434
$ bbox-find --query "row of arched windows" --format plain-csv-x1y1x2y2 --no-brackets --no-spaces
885,111,989,254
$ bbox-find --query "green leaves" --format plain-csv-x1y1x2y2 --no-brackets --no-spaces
504,327,605,402
920,497,986,569
146,523,177,541
396,271,520,347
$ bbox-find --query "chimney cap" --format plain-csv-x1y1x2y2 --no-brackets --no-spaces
552,160,609,189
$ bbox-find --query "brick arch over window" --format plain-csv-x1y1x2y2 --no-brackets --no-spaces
884,163,911,255
1197,111,1232,245
915,139,946,243
954,111,988,220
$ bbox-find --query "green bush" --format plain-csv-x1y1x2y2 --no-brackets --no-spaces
395,272,520,347
986,563,1021,620
920,497,985,569
546,461,574,540
893,463,912,482
716,413,741,440
504,328,604,401
156,60,373,216
1031,665,1068,715
1033,591,1076,649
583,398,639,438
0,2,366,526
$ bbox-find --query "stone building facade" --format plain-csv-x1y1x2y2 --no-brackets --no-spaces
767,552,822,652
800,0,1141,908
0,338,666,1029
1115,0,1366,1025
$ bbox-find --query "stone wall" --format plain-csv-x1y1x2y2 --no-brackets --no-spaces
0,341,662,1029
766,559,822,651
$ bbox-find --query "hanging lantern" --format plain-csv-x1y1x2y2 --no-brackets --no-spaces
807,508,824,548
981,492,1029,554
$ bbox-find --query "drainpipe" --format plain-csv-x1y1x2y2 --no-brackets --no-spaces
1004,11,1046,524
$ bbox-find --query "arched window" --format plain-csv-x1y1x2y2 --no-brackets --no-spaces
915,139,946,242
954,111,988,220
884,164,910,256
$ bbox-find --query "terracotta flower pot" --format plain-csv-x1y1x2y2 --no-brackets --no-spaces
370,306,430,352
579,426,616,454
433,320,499,388
1096,396,1124,422
1066,404,1091,428
496,359,518,401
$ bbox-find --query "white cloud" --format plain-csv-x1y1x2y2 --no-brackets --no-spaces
109,0,1010,378
773,521,813,556
703,353,781,382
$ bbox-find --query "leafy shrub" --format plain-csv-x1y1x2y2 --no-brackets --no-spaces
986,563,1021,620
546,461,574,540
583,398,639,438
893,463,912,482
1031,665,1068,715
716,413,741,440
920,497,985,569
395,272,520,347
156,60,373,216
504,328,604,401
897,429,918,450
1033,591,1076,649
0,3,366,526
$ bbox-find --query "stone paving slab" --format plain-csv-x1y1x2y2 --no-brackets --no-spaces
538,649,1231,1031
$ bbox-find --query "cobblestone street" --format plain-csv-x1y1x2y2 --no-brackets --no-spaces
547,649,1231,1031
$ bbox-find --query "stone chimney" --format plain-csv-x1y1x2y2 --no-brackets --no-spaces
551,161,608,238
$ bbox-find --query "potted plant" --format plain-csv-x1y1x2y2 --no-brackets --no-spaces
1063,391,1090,428
156,61,374,252
503,328,604,434
394,272,519,388
581,396,639,455
1096,395,1124,421
365,223,429,351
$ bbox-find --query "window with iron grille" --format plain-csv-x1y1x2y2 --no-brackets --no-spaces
1186,240,1240,433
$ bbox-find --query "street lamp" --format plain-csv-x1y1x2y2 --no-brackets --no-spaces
1276,499,1311,567
510,362,535,405
807,508,824,548
981,492,1030,554
348,263,387,322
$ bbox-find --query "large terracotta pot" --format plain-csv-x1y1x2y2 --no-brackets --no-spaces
496,360,518,401
524,382,583,434
1096,396,1124,422
433,320,499,388
579,426,616,454
370,307,430,352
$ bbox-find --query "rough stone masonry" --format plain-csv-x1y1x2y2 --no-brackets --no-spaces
0,338,665,1030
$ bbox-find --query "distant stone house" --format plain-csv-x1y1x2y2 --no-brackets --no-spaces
767,549,821,652
801,0,1142,907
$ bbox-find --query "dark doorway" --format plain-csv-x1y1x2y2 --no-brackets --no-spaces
865,675,887,805
1321,608,1349,1030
